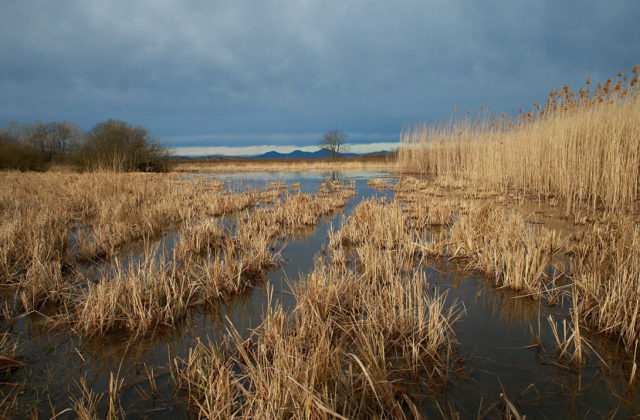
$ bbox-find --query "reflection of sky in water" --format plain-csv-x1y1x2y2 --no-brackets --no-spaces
199,170,392,194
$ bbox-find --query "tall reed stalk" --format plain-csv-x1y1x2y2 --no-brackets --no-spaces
398,68,640,214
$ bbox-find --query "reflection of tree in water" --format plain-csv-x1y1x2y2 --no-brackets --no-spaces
326,170,344,181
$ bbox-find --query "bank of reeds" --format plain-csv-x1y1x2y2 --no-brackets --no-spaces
174,157,393,173
396,67,640,353
398,67,640,214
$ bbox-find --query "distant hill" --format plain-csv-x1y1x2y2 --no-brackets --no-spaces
172,148,395,160
251,148,375,159
170,154,231,160
361,150,396,158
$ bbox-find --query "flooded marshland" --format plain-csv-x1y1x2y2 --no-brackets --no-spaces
1,170,639,418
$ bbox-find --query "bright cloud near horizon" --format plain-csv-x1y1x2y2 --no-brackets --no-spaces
1,1,639,154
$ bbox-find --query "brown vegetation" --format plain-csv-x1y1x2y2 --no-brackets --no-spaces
175,197,462,418
0,171,359,338
397,67,640,355
398,68,640,214
366,178,393,190
173,156,393,172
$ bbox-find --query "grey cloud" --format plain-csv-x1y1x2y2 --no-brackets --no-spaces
1,0,639,148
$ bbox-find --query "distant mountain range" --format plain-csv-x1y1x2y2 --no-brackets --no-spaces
251,148,360,159
173,148,395,160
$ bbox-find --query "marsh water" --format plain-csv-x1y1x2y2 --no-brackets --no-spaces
7,170,640,418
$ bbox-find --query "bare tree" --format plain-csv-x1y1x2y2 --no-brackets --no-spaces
320,130,348,158
26,121,83,162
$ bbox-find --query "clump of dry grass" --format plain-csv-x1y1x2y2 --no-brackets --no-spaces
367,178,392,190
446,202,561,297
336,199,409,250
185,225,281,303
75,248,189,337
19,250,72,312
568,217,640,350
398,67,640,214
69,378,102,420
176,261,461,419
238,180,356,240
174,218,225,261
0,332,20,375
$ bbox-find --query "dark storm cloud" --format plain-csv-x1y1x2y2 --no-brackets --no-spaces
1,0,638,148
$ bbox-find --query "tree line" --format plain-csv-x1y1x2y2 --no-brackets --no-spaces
0,119,171,172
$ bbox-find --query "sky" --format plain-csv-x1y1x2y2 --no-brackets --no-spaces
1,1,639,155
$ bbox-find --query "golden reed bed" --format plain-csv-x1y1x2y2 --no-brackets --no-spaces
173,156,394,172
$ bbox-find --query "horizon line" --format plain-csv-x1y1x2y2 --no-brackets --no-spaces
171,142,399,157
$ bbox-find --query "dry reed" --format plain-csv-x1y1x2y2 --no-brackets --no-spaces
0,171,285,324
367,178,393,190
174,157,393,173
64,179,356,338
176,262,460,419
398,67,640,214
175,194,462,418
568,216,640,350
446,202,561,297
